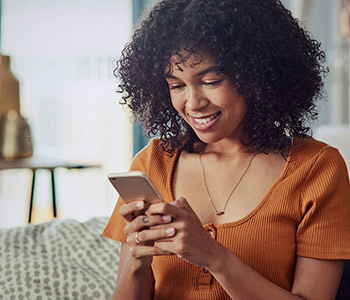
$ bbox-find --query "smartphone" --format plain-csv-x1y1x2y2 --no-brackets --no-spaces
108,171,164,204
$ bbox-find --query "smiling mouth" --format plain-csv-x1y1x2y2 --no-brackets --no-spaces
190,111,221,131
193,112,221,124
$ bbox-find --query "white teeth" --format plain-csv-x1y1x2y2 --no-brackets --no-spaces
194,113,219,124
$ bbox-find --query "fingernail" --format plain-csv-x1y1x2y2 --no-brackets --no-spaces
165,227,175,236
136,201,144,209
162,215,171,222
170,200,177,206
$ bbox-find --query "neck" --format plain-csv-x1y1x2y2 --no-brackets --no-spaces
198,140,251,159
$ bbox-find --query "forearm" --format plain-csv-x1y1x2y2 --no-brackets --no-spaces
111,253,154,300
207,243,305,300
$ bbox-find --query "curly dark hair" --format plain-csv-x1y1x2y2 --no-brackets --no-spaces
116,0,327,155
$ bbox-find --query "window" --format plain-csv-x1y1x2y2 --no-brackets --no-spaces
0,0,133,227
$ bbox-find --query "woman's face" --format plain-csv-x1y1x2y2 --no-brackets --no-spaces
165,53,247,145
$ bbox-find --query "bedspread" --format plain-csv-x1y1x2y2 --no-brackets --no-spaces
0,217,121,300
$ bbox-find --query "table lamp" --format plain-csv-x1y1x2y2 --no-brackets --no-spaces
0,54,33,159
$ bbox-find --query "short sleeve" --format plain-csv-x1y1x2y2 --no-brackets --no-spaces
297,146,350,259
102,143,151,242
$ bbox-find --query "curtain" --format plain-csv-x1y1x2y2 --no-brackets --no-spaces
132,0,155,155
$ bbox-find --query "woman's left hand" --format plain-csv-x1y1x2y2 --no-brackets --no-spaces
146,197,220,269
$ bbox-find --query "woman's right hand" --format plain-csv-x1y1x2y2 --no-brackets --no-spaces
119,200,175,270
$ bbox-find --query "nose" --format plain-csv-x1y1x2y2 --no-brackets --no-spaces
186,87,209,112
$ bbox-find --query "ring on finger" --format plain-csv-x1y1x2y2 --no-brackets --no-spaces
141,216,150,224
135,233,142,244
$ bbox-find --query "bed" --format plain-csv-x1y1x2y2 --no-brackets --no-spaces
0,217,121,299
0,216,348,299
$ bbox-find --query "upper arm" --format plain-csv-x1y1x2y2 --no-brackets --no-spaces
292,256,344,300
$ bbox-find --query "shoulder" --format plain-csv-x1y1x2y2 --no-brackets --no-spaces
294,139,350,260
291,136,331,159
130,138,180,174
288,136,347,175
130,138,181,201
289,136,350,209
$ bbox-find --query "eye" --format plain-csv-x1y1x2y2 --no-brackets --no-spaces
169,84,185,91
202,79,223,86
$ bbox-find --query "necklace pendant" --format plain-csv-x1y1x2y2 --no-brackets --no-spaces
216,211,224,216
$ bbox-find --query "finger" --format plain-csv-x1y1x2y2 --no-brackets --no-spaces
124,214,172,235
136,214,172,229
137,227,176,244
170,197,187,208
171,197,199,219
128,244,174,259
146,201,184,219
119,201,145,222
156,240,177,253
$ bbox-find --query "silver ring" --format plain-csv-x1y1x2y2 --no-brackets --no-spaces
135,233,142,244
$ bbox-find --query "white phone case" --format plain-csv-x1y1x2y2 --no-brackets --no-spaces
108,171,164,204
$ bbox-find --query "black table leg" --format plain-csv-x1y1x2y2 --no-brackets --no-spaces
28,169,36,223
50,169,57,218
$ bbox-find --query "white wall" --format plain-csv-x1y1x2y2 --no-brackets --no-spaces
283,0,349,126
0,0,134,228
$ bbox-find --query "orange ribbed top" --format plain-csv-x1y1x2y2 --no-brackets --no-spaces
103,137,350,300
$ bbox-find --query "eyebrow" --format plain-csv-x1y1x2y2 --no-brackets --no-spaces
165,65,219,79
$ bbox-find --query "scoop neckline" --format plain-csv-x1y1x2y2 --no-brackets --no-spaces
166,139,297,228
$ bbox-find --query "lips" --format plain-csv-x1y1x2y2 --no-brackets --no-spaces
190,112,221,130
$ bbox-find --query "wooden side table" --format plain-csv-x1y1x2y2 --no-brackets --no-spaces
0,156,100,223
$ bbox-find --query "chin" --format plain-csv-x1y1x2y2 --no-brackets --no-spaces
194,133,224,145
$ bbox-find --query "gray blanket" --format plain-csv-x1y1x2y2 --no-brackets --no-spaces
0,217,121,300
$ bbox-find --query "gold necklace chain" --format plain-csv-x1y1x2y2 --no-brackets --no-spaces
198,151,258,216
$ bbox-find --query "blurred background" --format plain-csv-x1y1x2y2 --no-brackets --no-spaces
0,0,349,228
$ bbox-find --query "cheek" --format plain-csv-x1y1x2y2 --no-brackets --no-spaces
170,97,185,115
238,97,248,116
227,95,247,115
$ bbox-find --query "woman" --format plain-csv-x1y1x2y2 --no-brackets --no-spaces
103,0,350,299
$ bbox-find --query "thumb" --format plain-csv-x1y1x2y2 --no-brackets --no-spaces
171,196,187,208
171,197,198,218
